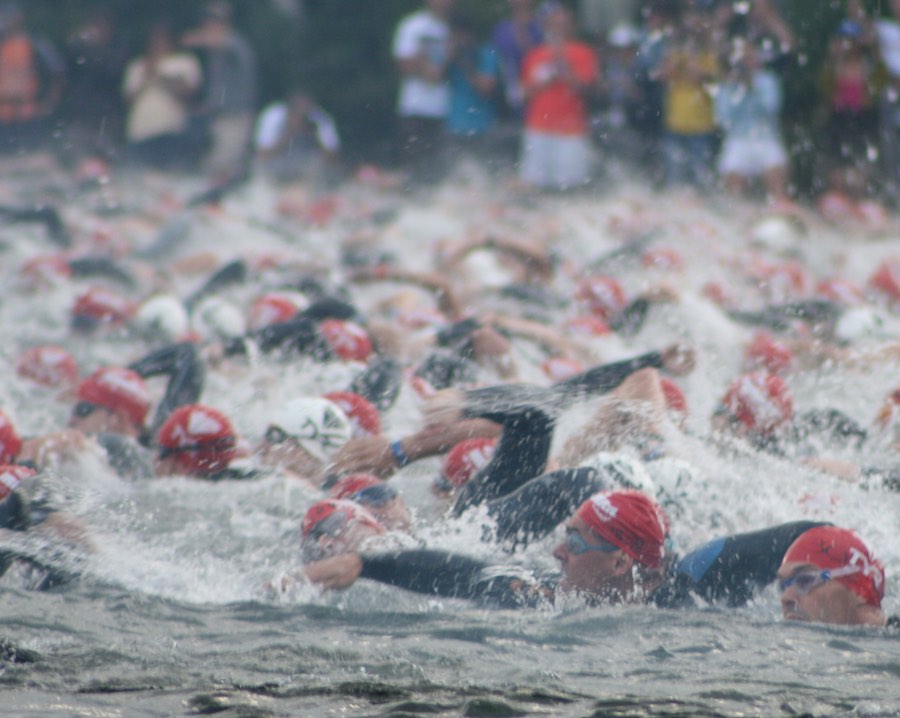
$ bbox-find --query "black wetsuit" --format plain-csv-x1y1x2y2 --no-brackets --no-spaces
451,350,667,516
355,521,826,609
0,475,76,589
727,300,843,336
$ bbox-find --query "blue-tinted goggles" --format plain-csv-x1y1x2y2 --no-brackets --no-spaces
565,530,621,556
351,483,397,507
778,565,858,596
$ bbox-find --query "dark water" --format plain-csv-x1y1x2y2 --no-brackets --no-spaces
2,579,898,717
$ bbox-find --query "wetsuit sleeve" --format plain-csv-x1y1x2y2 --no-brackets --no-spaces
555,351,664,400
299,297,361,322
487,466,604,547
67,257,136,288
452,401,555,514
128,342,205,444
608,297,650,336
358,550,545,608
668,521,829,607
246,316,332,357
727,300,841,332
349,357,402,412
184,260,248,312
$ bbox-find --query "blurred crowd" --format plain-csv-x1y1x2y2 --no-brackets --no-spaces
2,0,900,212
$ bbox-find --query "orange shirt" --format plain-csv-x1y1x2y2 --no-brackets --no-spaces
522,42,597,135
0,34,39,122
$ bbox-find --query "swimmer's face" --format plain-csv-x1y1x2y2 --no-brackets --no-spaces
368,496,413,533
777,561,863,625
302,513,385,562
552,515,630,599
69,404,141,438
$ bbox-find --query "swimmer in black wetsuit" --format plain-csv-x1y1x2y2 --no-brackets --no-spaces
0,465,93,589
302,489,825,611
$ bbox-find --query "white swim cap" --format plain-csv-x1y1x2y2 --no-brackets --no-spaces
191,297,247,340
582,451,656,495
135,294,189,339
834,306,884,343
268,397,352,462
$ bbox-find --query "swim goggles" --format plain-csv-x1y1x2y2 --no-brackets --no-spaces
565,530,621,556
350,482,397,507
778,565,859,596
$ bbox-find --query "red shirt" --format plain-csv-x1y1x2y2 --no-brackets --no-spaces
522,42,597,135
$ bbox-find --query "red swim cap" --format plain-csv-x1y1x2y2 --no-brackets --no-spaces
72,287,136,326
76,367,151,428
575,490,670,569
782,526,885,608
577,276,628,320
322,391,381,436
17,345,79,388
660,377,688,415
301,499,384,541
247,293,300,331
320,320,373,361
157,404,238,477
869,258,900,302
565,315,612,337
815,277,864,307
744,331,794,375
330,473,386,501
0,464,36,501
442,437,498,488
720,372,793,434
0,412,22,464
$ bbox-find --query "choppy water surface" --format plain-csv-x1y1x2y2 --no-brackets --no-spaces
0,164,898,716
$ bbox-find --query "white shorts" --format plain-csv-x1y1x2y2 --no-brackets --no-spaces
718,135,787,177
519,130,593,189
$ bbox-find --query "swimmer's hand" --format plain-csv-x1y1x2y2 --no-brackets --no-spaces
661,343,695,376
19,429,88,465
325,436,396,478
304,553,363,591
424,388,465,425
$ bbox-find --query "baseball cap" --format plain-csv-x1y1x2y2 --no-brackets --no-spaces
782,526,885,608
0,411,22,463
76,367,151,428
266,397,352,462
575,490,670,569
157,404,238,477
17,345,79,388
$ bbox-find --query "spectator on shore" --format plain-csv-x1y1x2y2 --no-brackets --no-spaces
123,22,202,171
519,4,598,191
490,0,542,120
392,0,454,186
660,6,720,190
445,14,499,157
0,1,64,154
182,1,258,179
715,39,789,203
254,91,341,185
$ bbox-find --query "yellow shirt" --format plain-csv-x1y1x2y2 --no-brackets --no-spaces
665,49,718,135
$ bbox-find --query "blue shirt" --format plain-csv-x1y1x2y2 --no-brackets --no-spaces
446,45,499,136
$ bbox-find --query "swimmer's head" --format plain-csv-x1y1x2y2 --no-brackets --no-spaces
330,473,412,532
0,411,22,463
432,437,497,495
156,404,239,478
300,499,385,562
246,292,306,331
713,371,793,437
833,306,885,344
17,346,79,390
0,464,35,501
322,391,382,437
553,490,670,601
320,319,373,362
263,397,352,465
191,297,247,341
743,331,794,375
778,526,886,626
72,367,151,436
134,294,190,340
71,287,136,332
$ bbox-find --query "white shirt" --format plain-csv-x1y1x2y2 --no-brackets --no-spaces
254,102,340,153
123,53,201,142
877,18,900,78
392,10,450,118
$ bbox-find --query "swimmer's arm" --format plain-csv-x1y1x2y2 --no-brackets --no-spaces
35,512,97,552
349,266,462,319
439,236,554,281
